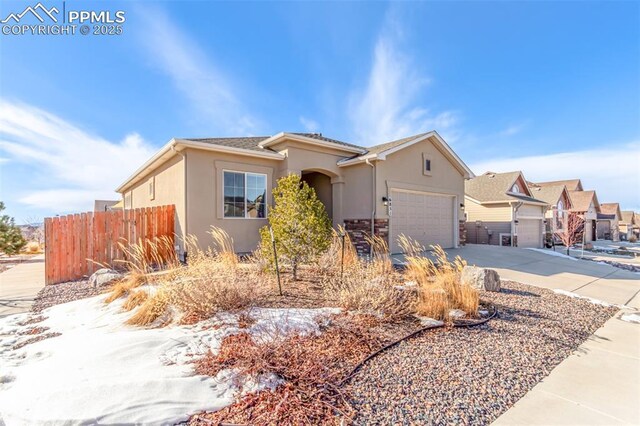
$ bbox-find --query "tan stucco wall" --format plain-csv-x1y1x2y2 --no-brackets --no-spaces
375,137,465,222
119,135,470,254
183,148,282,253
340,163,374,221
124,154,186,250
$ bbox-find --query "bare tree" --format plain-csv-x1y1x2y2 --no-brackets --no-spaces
554,212,584,255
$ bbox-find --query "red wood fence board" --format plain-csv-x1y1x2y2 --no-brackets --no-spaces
43,205,176,285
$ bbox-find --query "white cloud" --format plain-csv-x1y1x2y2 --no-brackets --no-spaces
136,8,258,135
299,116,319,133
0,100,155,212
469,142,640,211
498,123,527,137
348,17,458,146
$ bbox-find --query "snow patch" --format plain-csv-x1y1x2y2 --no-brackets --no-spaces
552,289,627,309
620,312,640,324
525,248,579,261
413,315,444,327
0,294,338,425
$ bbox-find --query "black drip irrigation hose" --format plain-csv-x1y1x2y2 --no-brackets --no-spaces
338,303,498,387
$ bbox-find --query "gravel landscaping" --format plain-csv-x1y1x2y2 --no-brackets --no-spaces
32,280,104,312
348,280,618,425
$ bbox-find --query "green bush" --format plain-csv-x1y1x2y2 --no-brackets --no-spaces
260,174,332,279
0,202,27,255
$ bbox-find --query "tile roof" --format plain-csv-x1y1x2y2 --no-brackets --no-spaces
465,171,546,204
568,190,597,212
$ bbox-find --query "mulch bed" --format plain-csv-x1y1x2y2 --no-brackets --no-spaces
348,281,617,425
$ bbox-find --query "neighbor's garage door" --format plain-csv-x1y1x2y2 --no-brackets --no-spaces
390,189,454,253
516,219,542,248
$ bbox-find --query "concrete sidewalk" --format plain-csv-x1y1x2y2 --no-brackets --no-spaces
493,312,640,425
0,255,45,318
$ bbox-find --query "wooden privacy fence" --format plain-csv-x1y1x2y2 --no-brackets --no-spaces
44,205,176,285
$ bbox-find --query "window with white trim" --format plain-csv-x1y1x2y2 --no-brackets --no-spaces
511,184,520,193
223,171,267,218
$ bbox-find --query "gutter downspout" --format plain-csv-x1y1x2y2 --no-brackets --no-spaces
511,201,523,247
366,159,376,256
172,146,187,262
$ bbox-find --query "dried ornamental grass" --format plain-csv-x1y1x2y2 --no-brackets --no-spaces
316,226,359,274
104,273,147,304
125,288,170,326
400,238,478,321
122,289,149,311
116,235,179,274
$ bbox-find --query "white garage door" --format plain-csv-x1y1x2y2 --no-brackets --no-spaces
390,190,454,253
517,219,542,248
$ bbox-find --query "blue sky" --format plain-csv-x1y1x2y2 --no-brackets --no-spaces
1,0,639,222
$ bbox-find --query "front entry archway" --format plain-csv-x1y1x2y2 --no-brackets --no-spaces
301,171,333,221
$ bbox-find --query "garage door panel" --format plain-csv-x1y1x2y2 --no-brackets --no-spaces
390,190,454,253
517,219,542,248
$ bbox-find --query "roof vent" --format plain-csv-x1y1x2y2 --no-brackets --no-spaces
313,132,322,137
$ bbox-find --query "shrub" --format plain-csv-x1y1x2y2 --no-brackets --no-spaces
630,235,638,243
260,174,332,280
25,241,41,253
0,202,26,255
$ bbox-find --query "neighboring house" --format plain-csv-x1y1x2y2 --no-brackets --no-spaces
635,213,640,239
534,179,583,192
527,182,573,237
464,171,548,248
596,203,622,241
116,131,474,256
620,211,637,241
567,190,600,243
94,200,120,212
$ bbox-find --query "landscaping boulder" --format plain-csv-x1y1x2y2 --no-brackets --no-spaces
89,268,123,288
461,266,501,292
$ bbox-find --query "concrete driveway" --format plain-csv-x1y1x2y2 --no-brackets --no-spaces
392,244,640,308
0,255,45,318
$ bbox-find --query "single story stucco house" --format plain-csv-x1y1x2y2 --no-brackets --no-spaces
596,202,622,241
464,171,548,248
116,131,474,256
